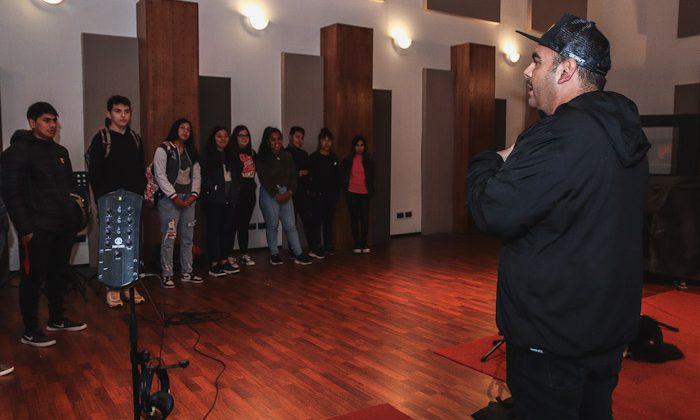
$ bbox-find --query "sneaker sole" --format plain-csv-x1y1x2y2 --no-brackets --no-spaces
0,366,14,376
223,269,241,274
208,272,227,277
294,260,313,265
106,301,124,308
309,254,325,260
162,284,175,289
46,324,87,332
21,337,56,347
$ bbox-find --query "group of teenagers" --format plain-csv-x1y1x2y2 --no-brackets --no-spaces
0,95,377,353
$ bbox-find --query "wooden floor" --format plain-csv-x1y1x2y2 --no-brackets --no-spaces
0,234,688,419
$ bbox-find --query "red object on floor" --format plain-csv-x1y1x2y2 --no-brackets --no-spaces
434,291,700,420
328,404,414,420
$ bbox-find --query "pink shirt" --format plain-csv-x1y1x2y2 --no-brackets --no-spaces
348,154,368,194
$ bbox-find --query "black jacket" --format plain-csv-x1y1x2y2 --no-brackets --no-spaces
1,130,78,236
309,151,340,197
340,154,375,197
286,145,310,197
468,91,650,358
200,151,240,206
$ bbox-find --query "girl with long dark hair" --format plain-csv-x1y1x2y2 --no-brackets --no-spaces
153,118,202,287
231,125,257,266
200,126,240,277
340,135,375,253
308,128,340,257
256,127,312,266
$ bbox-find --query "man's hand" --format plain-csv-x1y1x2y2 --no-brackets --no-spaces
498,143,516,161
21,233,33,244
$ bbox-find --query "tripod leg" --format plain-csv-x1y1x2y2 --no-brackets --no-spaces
481,338,505,362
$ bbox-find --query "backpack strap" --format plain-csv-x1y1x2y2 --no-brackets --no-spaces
99,128,112,159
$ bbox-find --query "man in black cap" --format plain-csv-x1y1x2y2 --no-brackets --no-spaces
468,14,650,419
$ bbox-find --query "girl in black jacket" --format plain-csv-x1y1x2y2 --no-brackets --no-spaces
231,125,258,266
201,126,240,277
340,135,375,253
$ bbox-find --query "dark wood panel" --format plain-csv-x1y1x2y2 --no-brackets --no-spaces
425,0,500,23
451,43,495,233
530,0,588,32
321,24,374,250
372,89,391,245
137,0,200,261
678,0,700,38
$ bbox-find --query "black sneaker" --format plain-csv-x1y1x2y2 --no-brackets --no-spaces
270,254,284,265
308,250,325,260
324,248,335,256
293,253,313,265
221,262,241,274
21,329,56,347
208,264,226,277
47,318,87,332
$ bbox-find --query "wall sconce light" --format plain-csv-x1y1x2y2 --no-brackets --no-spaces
242,4,269,31
42,0,64,4
503,44,520,64
390,27,412,51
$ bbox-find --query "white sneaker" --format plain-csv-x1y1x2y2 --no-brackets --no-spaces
161,276,175,289
0,364,14,376
352,248,362,254
362,248,371,254
181,273,204,284
240,254,256,266
106,290,123,308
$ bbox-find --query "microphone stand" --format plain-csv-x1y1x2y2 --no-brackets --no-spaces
129,286,144,420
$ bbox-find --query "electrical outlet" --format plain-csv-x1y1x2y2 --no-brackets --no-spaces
397,212,404,219
405,211,412,218
257,222,266,229
248,223,257,230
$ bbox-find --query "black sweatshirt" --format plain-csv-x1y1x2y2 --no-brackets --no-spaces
308,151,340,197
467,91,650,358
87,129,146,201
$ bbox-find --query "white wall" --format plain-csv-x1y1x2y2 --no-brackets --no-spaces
1,0,698,238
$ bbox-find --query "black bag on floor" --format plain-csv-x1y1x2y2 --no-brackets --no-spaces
626,315,684,363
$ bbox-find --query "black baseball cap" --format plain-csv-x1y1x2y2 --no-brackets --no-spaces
517,13,611,76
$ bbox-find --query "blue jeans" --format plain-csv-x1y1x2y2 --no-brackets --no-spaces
157,194,195,277
259,187,303,256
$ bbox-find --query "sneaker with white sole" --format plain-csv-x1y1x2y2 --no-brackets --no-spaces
208,264,226,277
221,262,240,274
270,254,283,266
352,248,362,254
106,290,123,308
362,248,371,254
21,329,56,347
181,272,204,284
240,254,256,266
308,250,325,259
162,276,175,289
123,288,146,304
293,253,313,265
46,318,87,332
0,364,14,376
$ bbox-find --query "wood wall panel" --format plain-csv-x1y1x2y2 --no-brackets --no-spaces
530,0,587,32
451,43,495,233
321,24,373,250
137,0,199,263
425,0,500,23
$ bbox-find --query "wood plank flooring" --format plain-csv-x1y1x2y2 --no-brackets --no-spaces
0,233,687,419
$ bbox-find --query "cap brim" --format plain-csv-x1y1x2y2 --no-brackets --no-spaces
516,30,541,43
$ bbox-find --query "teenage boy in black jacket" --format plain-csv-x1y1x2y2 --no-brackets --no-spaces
87,95,146,308
286,126,315,256
2,102,87,348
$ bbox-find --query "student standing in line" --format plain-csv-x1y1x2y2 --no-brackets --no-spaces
2,102,87,348
200,126,241,277
153,118,202,288
308,128,340,258
231,125,257,266
285,126,314,256
340,135,375,254
255,127,312,266
87,95,146,307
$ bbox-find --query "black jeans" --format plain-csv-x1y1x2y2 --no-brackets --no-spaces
310,192,338,252
232,186,256,253
203,201,235,263
291,191,314,249
346,192,369,248
19,229,75,332
506,344,625,420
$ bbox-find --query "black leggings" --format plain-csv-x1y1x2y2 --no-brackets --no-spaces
346,192,369,248
203,202,234,263
233,186,256,252
310,193,338,252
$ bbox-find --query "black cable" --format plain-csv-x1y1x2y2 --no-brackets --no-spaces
137,274,229,419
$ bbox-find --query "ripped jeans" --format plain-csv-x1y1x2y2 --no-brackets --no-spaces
157,194,196,277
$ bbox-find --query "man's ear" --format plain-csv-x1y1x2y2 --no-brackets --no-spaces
557,58,577,84
28,119,36,130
